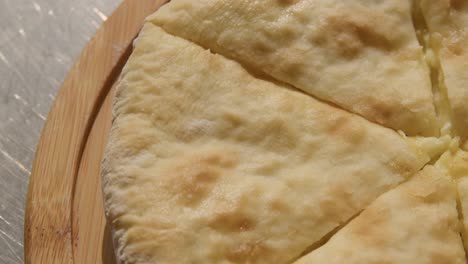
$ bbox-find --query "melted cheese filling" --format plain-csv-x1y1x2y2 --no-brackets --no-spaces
408,135,452,163
407,0,457,163
425,36,453,137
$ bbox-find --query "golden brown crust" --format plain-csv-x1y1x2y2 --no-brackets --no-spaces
103,1,468,262
102,24,430,264
149,0,439,136
294,166,466,264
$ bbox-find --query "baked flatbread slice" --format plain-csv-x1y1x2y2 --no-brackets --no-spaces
148,0,438,136
420,0,468,140
103,24,430,263
436,149,468,253
294,166,466,264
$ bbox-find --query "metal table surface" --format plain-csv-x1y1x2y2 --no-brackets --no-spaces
0,1,120,262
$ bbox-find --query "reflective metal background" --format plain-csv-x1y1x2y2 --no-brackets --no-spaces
0,1,120,262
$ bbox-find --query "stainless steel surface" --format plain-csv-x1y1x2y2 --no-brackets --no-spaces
0,1,120,262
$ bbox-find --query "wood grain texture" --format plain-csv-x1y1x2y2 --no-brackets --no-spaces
24,1,168,263
72,86,115,264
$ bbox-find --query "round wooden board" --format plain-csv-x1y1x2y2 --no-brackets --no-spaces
24,1,168,263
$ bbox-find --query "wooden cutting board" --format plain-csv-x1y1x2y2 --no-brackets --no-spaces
24,1,168,263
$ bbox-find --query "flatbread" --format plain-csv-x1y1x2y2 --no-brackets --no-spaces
148,0,439,136
436,149,468,253
102,24,430,264
420,0,468,140
294,166,466,264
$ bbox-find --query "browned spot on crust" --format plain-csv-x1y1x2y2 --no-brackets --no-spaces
208,54,224,71
269,198,290,212
263,118,298,146
348,207,390,247
168,152,237,205
318,183,355,220
175,164,220,204
277,0,299,6
222,111,246,128
267,50,306,80
209,212,256,233
326,113,366,144
312,13,395,58
226,241,270,262
199,151,238,169
450,0,465,10
255,160,283,176
252,40,275,54
363,96,397,125
431,251,457,264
